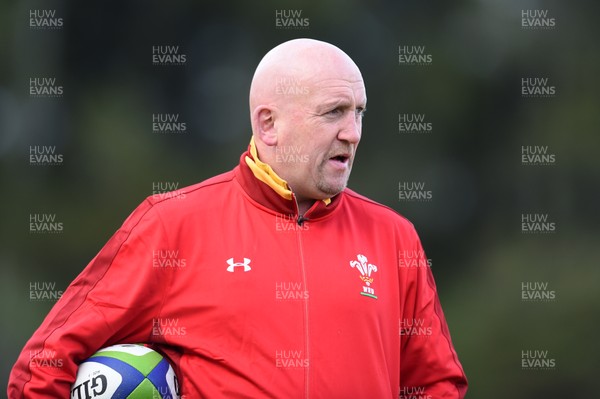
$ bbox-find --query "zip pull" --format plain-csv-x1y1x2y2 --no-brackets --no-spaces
291,191,305,226
291,191,312,226
297,215,307,226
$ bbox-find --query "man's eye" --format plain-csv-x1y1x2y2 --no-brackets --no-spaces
326,108,342,116
356,107,366,117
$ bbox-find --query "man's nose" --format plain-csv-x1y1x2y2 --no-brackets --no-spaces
337,111,361,144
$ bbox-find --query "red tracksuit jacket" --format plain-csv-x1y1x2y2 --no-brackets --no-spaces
9,144,467,398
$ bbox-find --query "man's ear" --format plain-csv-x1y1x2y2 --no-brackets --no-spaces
252,106,278,147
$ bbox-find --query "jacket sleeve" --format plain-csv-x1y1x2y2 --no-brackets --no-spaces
7,199,173,398
399,228,468,398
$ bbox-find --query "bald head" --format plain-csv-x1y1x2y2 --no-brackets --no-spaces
248,39,366,211
249,39,363,117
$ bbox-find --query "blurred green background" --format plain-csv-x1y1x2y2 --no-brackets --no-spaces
1,0,599,397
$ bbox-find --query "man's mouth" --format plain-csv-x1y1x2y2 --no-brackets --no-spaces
328,153,351,168
331,155,349,163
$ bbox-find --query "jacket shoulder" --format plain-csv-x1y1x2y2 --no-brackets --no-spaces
165,170,234,198
147,170,235,204
131,170,238,224
342,188,416,232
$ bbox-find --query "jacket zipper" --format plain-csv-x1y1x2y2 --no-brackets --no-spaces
293,195,310,399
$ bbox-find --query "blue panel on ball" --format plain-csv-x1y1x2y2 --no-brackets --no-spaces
146,358,173,399
85,356,145,397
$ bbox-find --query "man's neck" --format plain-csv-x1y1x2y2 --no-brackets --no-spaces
296,199,313,216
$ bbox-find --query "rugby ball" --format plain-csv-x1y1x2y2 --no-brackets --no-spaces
71,343,179,399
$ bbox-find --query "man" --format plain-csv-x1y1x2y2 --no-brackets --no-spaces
9,39,467,398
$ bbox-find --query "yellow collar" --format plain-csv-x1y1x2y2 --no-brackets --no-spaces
244,138,331,205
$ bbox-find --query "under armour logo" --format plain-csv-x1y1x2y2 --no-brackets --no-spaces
226,258,252,272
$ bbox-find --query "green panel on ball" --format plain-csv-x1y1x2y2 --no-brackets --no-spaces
127,378,160,398
91,349,162,376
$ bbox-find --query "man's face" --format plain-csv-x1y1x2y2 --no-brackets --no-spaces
274,67,366,202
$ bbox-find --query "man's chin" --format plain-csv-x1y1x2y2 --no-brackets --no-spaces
316,180,348,198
